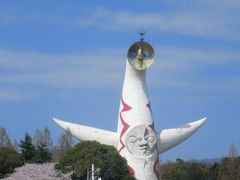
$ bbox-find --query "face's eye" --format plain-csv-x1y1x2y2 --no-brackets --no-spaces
146,136,155,143
128,136,138,143
131,52,136,59
143,51,148,59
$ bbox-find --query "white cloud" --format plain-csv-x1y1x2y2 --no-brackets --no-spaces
0,2,239,40
0,46,239,94
155,46,240,69
148,46,240,97
0,48,125,88
0,89,36,101
76,6,240,40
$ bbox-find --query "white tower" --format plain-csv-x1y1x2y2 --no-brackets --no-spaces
53,33,206,180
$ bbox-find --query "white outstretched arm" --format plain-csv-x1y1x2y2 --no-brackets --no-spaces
157,117,207,154
53,118,119,148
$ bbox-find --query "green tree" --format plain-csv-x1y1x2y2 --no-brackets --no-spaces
33,143,52,164
161,157,240,180
55,141,135,180
206,163,219,180
161,158,205,180
0,146,23,178
218,157,240,180
19,133,35,162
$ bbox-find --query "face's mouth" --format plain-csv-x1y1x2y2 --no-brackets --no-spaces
138,143,148,153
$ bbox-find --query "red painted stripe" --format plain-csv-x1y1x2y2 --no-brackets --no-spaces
153,159,160,179
118,98,132,153
128,165,135,176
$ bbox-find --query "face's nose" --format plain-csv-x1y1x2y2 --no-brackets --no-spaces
138,138,148,147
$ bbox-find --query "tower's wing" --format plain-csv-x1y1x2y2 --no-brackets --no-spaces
157,117,207,154
53,118,118,148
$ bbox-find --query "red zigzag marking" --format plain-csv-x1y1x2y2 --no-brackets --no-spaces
153,159,160,180
118,98,132,153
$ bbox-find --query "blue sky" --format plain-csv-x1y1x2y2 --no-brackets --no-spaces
0,0,239,161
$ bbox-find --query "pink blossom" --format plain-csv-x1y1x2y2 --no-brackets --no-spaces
4,163,71,180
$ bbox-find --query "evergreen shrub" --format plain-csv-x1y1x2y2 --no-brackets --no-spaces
55,141,135,180
0,146,23,178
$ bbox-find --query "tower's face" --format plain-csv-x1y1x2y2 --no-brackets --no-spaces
127,41,154,70
126,124,157,158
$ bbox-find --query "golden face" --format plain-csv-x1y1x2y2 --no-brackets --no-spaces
127,41,154,70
